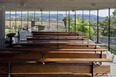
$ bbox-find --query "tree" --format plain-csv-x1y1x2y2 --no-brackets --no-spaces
13,22,19,29
113,9,116,16
99,9,116,37
62,16,73,29
63,15,94,38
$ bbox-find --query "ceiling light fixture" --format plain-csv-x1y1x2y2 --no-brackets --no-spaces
72,10,75,12
91,3,96,8
20,2,26,7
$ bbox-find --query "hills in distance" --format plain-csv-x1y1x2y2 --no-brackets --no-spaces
5,12,105,22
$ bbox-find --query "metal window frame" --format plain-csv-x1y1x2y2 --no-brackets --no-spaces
27,11,29,30
75,10,76,32
41,10,42,25
108,8,111,51
21,11,22,29
68,11,70,32
15,11,16,33
65,11,67,32
49,10,50,29
57,11,58,31
82,10,84,23
89,10,91,39
97,9,99,43
10,11,11,32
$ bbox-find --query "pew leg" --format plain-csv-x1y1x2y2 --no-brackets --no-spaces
91,62,94,77
100,51,103,65
8,62,11,77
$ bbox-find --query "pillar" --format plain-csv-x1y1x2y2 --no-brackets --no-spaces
0,6,5,48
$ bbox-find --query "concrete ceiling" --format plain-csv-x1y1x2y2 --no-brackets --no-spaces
0,0,116,11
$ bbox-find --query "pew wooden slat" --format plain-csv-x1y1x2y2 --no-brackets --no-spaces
0,48,108,53
0,58,112,62
27,35,88,38
32,31,77,33
33,34,82,36
0,52,106,60
27,38,89,40
12,43,106,46
40,58,112,62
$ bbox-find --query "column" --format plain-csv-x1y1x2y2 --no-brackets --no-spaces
0,6,5,48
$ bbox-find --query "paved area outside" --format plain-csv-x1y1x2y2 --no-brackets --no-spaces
103,51,116,77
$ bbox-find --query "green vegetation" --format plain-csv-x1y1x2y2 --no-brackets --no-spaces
62,15,94,38
62,12,116,54
98,10,116,54
99,10,116,37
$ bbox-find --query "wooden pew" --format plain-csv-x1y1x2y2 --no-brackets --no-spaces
32,32,77,34
20,40,96,43
27,35,88,38
26,40,95,44
32,31,77,33
0,63,111,77
12,43,106,46
0,48,107,62
0,55,112,62
12,43,106,49
27,33,90,43
31,31,86,39
0,53,106,58
0,48,107,61
0,53,107,63
0,48,108,53
32,33,83,36
27,38,89,40
26,38,94,43
31,31,83,36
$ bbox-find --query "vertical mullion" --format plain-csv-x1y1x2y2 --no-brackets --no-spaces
97,9,99,43
49,10,50,29
108,8,111,51
34,11,36,30
89,10,91,39
27,11,29,30
41,10,42,25
57,11,58,31
34,11,35,21
17,11,19,31
66,11,67,32
10,11,11,33
21,11,22,29
75,10,76,32
68,11,70,32
82,10,84,23
15,11,16,33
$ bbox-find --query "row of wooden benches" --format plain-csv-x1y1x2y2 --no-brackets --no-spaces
0,48,112,77
0,31,112,77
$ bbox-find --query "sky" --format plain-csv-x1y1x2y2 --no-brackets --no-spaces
6,9,115,17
